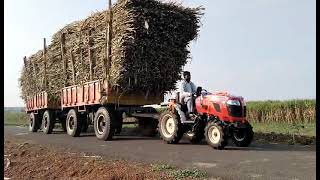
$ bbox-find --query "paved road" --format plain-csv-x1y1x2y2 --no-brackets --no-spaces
4,126,316,180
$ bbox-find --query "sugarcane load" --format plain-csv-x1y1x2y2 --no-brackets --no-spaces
20,0,204,141
19,0,203,103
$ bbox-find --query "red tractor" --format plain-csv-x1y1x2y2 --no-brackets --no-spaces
158,87,254,149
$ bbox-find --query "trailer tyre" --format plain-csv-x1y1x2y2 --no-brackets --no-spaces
42,110,55,134
94,107,115,141
158,110,183,144
66,109,82,137
29,113,39,132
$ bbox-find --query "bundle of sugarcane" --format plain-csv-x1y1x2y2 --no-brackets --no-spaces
19,0,203,102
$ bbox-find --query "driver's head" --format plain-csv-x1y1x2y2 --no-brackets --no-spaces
183,71,191,82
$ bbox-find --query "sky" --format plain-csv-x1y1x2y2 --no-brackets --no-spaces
4,0,316,107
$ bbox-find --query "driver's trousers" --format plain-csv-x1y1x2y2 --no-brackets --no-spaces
184,96,194,114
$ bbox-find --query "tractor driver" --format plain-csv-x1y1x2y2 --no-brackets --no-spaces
179,71,197,117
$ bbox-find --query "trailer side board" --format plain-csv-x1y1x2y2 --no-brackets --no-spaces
61,80,163,108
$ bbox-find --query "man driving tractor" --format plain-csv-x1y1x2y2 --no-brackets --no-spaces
179,71,197,117
159,70,254,149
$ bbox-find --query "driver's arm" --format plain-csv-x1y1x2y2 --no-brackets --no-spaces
191,82,197,94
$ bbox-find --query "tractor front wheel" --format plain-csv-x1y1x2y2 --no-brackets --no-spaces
205,121,227,150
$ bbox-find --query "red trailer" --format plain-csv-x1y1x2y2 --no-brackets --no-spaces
26,79,162,140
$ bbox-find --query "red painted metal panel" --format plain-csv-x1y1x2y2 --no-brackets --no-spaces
26,91,59,112
61,80,102,108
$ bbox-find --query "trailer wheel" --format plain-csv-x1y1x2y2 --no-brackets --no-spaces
42,110,55,134
94,107,115,141
158,110,183,144
205,121,227,150
66,109,82,137
29,113,39,132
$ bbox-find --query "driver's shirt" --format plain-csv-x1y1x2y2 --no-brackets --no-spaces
179,80,196,103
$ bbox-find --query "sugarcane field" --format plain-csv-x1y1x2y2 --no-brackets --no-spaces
4,0,316,179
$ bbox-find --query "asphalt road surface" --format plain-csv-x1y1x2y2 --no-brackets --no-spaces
4,126,316,180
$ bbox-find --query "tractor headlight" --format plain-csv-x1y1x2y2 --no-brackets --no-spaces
226,100,241,106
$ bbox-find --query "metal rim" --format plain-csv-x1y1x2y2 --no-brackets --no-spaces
29,114,34,129
161,114,176,138
96,114,106,135
67,116,75,132
43,114,49,130
208,125,221,144
234,130,246,141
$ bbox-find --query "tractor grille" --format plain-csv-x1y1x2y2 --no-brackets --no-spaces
227,105,243,117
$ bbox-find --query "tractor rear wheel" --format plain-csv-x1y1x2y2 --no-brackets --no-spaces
66,109,82,137
158,110,184,144
94,107,115,141
232,124,254,147
205,121,227,150
29,112,39,132
42,110,55,134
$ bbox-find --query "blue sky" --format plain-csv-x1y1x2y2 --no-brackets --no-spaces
4,0,316,107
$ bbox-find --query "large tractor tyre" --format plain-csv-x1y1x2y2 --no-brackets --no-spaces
29,113,39,132
232,125,254,147
139,118,158,137
205,121,227,150
94,107,115,141
42,110,55,134
158,111,184,144
185,130,205,144
66,109,82,137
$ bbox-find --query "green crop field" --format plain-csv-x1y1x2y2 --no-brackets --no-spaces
246,99,315,124
4,111,28,126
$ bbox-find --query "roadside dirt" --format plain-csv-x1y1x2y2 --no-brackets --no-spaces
4,137,182,180
253,132,316,145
